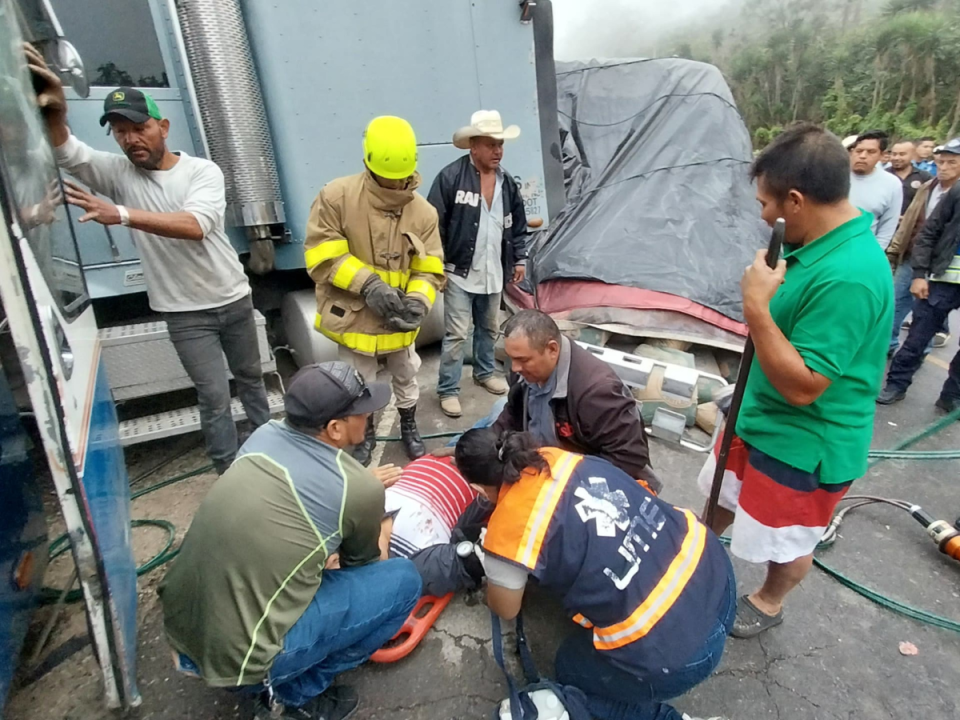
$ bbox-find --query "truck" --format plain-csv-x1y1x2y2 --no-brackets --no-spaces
1,0,564,711
36,0,565,449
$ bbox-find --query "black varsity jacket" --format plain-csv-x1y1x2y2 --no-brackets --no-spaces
426,155,529,281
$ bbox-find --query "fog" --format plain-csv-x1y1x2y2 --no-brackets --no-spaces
551,0,724,61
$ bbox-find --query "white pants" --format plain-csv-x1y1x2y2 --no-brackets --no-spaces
338,345,421,409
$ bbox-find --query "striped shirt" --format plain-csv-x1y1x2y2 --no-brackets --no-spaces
384,456,477,558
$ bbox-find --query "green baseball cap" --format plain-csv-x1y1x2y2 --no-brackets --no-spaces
99,87,162,127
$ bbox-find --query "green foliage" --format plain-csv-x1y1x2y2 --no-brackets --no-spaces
668,0,960,144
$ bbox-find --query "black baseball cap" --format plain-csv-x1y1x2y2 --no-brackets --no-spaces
99,87,163,127
934,138,960,156
284,361,390,430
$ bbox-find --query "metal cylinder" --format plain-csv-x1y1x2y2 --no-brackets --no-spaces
176,0,285,228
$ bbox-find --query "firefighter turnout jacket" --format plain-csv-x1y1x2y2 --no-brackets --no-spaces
483,449,732,675
304,171,445,355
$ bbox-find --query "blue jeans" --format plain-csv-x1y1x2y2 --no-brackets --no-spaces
887,282,960,400
554,556,737,720
267,559,421,706
890,261,946,353
445,397,509,447
438,282,501,397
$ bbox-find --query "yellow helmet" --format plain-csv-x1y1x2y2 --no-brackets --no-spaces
363,116,418,180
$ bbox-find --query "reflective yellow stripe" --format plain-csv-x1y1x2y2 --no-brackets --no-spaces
314,314,419,353
331,256,366,290
592,510,706,651
572,613,594,628
405,278,436,305
409,255,444,275
304,239,350,268
374,268,410,289
515,452,581,568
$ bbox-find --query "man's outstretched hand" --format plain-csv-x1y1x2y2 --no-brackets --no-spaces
372,463,402,488
23,43,68,145
63,180,122,225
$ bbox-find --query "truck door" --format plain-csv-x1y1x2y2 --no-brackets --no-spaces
0,0,139,709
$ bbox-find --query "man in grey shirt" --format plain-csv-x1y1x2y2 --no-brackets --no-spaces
29,47,269,474
848,129,903,249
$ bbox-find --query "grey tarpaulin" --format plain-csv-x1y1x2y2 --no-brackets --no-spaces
532,58,767,322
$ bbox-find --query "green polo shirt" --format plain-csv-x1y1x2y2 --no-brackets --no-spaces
736,211,893,484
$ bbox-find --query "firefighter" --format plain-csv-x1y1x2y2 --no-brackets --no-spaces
456,428,735,720
304,117,444,464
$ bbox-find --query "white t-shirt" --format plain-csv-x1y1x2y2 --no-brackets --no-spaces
447,165,505,295
482,553,529,590
55,135,250,313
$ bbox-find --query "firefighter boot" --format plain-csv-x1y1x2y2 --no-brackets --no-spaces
398,405,426,460
352,415,377,467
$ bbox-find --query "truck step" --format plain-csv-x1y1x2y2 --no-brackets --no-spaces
118,389,285,447
99,312,276,402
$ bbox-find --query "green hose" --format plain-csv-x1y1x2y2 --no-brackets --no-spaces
375,430,463,442
41,408,960,623
39,464,215,605
39,519,179,605
808,405,960,633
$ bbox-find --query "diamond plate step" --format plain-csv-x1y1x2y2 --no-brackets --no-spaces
100,312,275,402
118,389,285,447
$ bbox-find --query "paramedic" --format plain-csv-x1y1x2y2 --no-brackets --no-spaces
456,428,734,720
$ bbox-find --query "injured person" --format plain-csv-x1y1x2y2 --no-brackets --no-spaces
378,455,489,596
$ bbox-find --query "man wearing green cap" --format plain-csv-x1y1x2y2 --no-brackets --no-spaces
27,46,270,475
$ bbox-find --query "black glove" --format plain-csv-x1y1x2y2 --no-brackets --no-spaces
361,276,404,320
387,296,427,333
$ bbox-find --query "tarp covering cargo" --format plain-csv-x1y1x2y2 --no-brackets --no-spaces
523,57,767,329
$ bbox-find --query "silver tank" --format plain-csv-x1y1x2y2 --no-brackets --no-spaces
176,0,285,230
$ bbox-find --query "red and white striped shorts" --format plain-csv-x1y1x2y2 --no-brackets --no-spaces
698,435,852,564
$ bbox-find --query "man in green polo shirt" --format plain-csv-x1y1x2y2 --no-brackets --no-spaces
698,123,893,638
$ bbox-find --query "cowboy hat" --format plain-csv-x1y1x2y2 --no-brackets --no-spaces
453,110,521,150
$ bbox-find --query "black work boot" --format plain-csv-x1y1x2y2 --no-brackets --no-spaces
398,405,426,460
254,685,359,720
351,415,377,467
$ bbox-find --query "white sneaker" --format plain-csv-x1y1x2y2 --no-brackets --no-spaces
933,332,950,349
682,714,729,720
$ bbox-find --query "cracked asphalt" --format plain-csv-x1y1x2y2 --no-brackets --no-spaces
7,320,960,720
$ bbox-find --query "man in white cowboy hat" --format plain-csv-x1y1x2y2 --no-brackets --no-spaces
427,110,530,419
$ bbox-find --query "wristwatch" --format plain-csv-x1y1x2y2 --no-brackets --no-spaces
456,541,475,559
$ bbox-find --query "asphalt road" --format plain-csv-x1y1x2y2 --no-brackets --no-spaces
7,322,960,720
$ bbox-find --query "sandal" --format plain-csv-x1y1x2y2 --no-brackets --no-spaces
731,594,783,638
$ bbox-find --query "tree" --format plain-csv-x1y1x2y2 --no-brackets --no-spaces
93,63,134,87
662,0,960,143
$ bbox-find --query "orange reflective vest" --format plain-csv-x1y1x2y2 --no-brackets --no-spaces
484,449,730,674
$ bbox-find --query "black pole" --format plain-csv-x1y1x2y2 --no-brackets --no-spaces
703,218,785,528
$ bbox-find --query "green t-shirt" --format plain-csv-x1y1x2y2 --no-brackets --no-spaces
736,211,893,483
